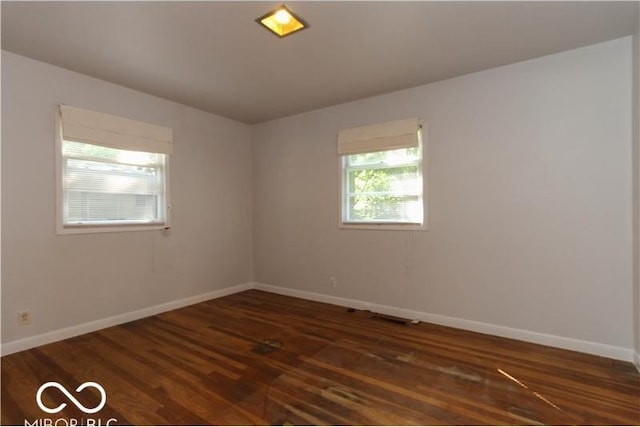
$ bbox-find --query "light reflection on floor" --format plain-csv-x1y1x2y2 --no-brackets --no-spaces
497,368,563,412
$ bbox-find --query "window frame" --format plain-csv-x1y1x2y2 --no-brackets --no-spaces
339,134,427,231
55,111,171,235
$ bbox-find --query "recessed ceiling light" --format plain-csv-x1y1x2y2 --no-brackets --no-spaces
257,4,308,38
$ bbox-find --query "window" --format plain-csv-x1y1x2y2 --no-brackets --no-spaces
62,141,167,226
338,118,425,229
343,145,423,224
57,105,172,233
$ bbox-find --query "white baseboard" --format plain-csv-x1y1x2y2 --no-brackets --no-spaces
1,282,253,356
3,281,636,364
253,282,635,362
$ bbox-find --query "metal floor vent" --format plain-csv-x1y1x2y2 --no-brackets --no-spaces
370,313,420,326
346,307,420,326
371,313,409,325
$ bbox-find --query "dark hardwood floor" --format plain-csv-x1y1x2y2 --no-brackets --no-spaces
2,289,639,425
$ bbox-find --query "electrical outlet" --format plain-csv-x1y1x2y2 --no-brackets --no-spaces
18,310,31,326
329,276,337,287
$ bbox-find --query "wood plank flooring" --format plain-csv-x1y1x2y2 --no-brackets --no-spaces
2,289,639,425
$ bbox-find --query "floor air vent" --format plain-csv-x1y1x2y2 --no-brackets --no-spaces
370,313,419,326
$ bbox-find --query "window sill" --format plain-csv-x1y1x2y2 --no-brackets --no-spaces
57,223,170,235
339,222,427,231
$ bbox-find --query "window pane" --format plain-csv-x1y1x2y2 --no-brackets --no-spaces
67,192,159,223
62,140,166,225
347,146,419,166
342,144,423,225
347,165,420,195
66,159,162,194
348,195,421,222
64,140,161,166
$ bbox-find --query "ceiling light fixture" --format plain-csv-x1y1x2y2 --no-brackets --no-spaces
256,4,308,38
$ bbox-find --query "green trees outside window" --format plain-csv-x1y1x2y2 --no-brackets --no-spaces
343,147,422,223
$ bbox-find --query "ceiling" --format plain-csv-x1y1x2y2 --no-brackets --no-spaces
2,1,638,124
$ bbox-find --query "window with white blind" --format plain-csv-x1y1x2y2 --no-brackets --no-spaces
338,118,425,229
56,105,172,233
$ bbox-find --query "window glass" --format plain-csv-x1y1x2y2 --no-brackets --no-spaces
62,140,167,227
342,145,423,225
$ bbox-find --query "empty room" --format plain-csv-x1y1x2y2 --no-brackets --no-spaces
1,1,639,425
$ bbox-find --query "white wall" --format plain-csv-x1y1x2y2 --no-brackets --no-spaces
253,37,634,352
1,51,253,344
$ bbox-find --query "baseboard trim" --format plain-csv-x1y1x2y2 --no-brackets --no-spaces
3,281,635,363
1,282,254,356
253,282,635,362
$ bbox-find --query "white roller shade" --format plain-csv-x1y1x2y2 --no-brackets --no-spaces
338,118,420,155
59,104,173,154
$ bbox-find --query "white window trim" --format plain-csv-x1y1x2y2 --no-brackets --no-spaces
55,110,171,235
338,131,428,231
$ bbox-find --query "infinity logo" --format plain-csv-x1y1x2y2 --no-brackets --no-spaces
36,382,107,414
